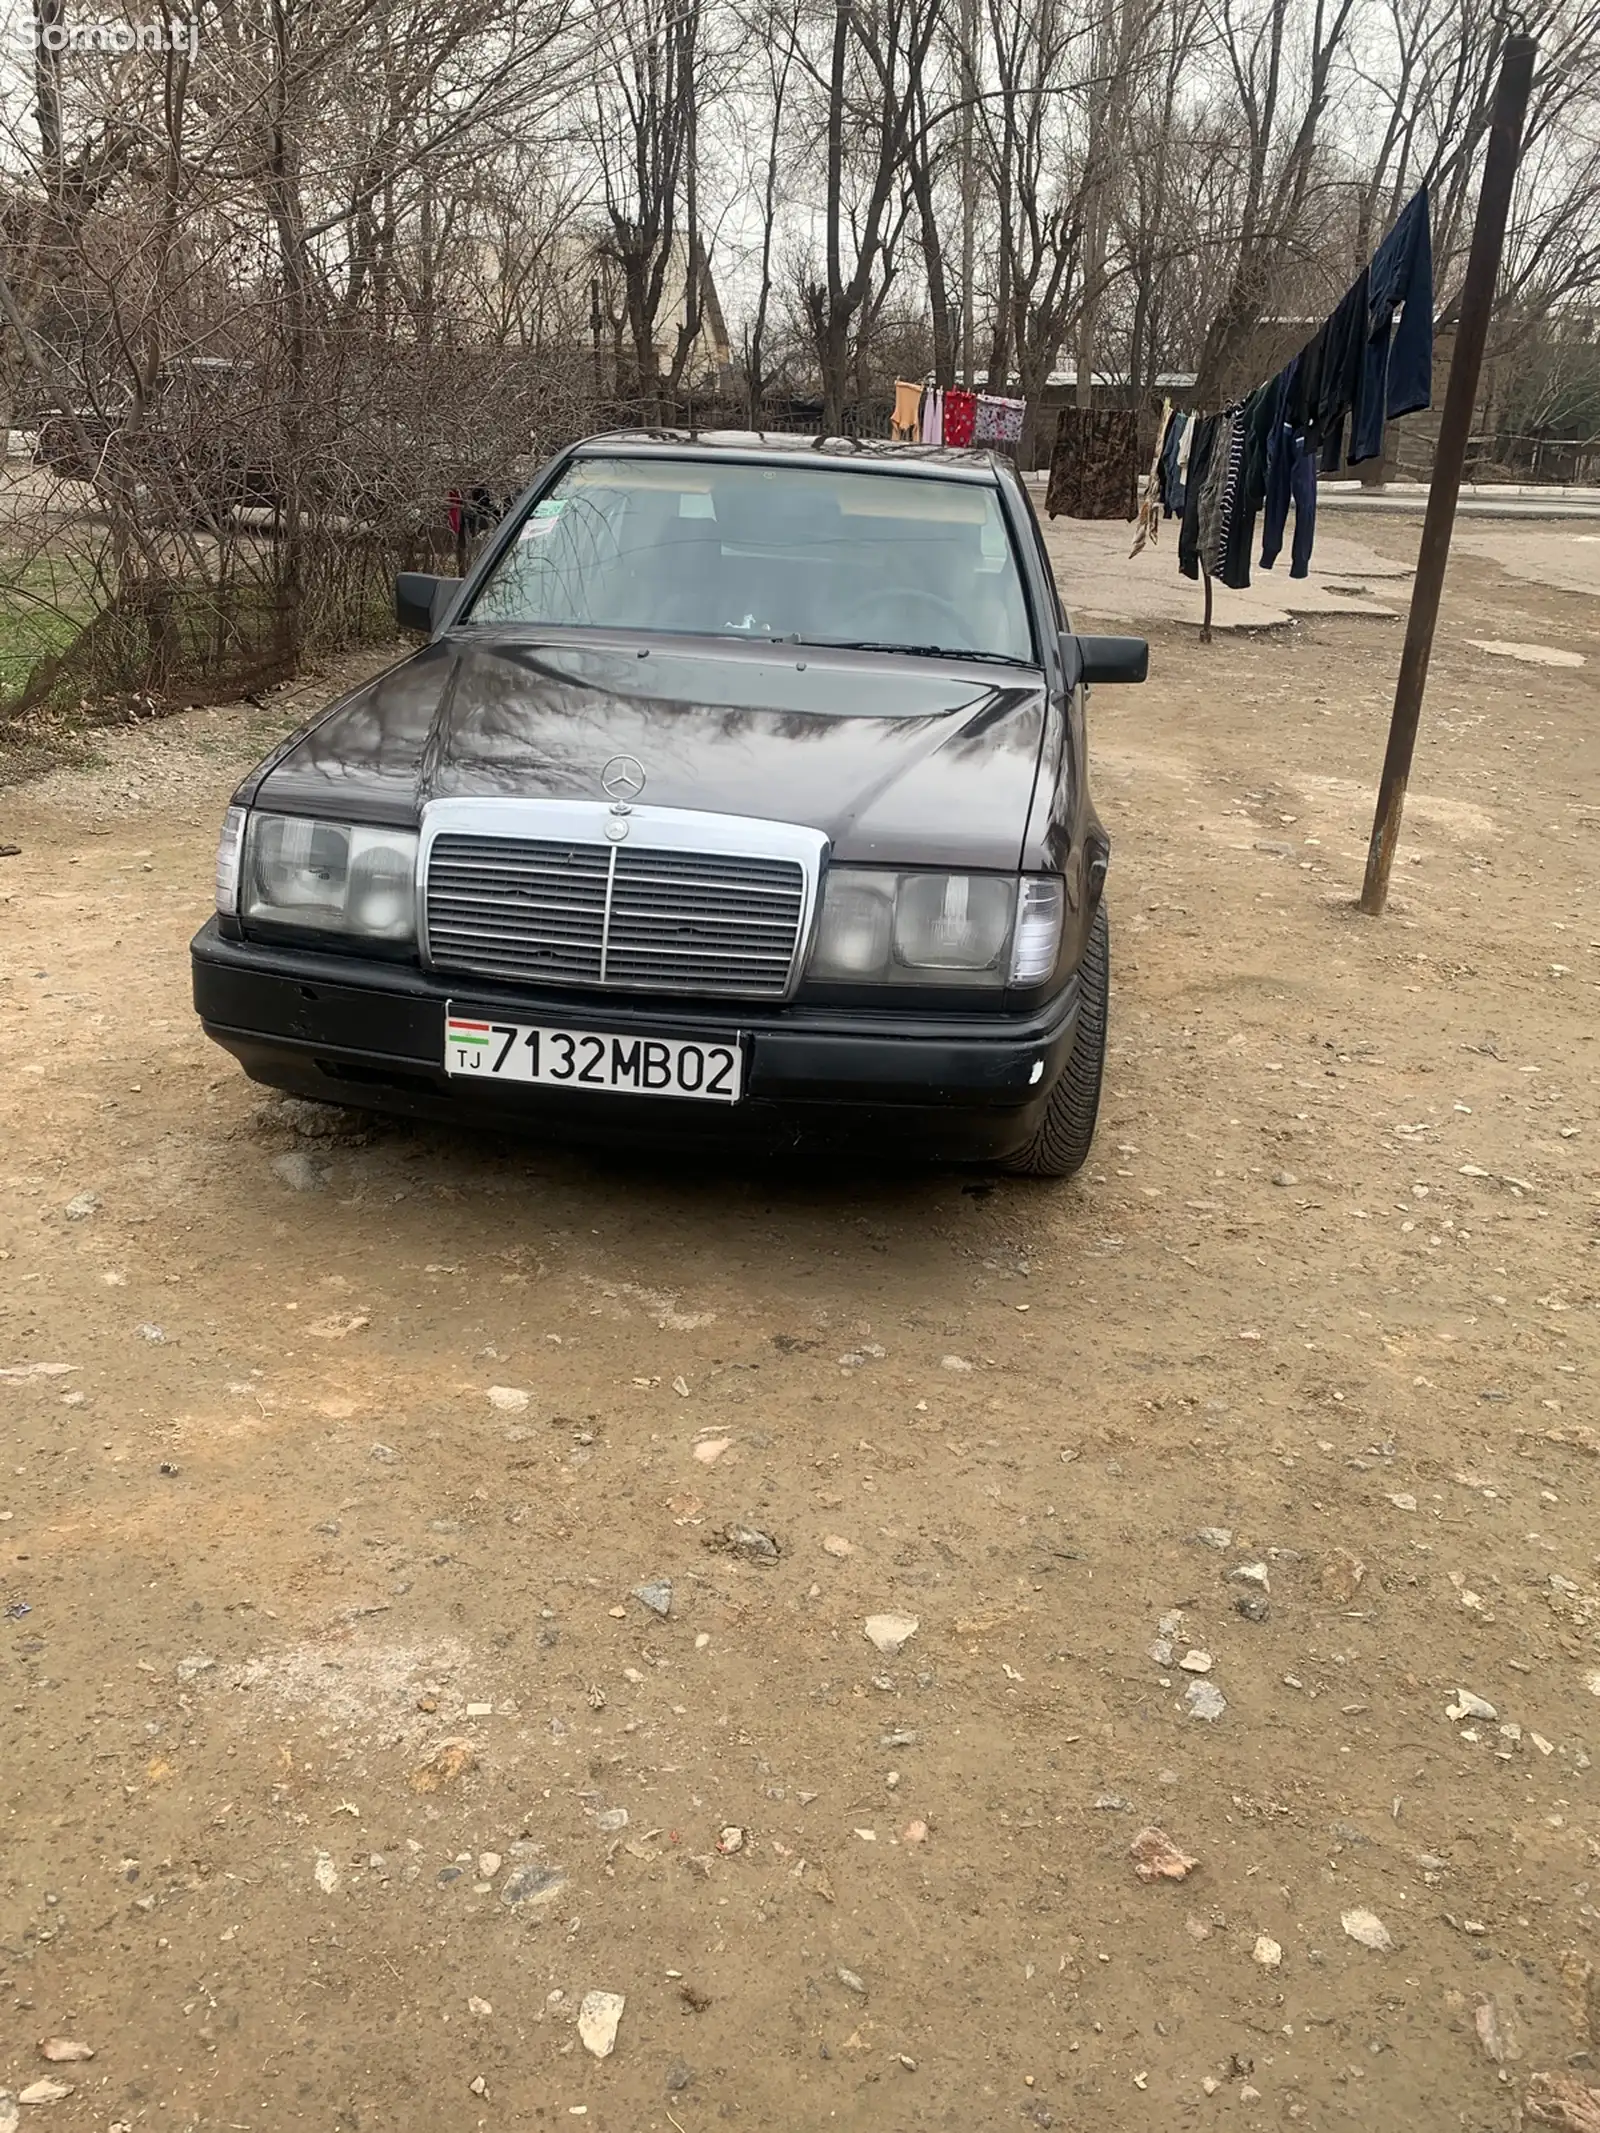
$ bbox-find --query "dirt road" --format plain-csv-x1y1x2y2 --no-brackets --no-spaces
2,520,1598,2132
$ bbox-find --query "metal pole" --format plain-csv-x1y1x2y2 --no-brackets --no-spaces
1359,32,1537,916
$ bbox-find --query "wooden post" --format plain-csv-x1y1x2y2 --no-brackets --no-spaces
1358,32,1537,916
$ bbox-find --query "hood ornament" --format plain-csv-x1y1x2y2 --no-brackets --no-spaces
601,755,646,804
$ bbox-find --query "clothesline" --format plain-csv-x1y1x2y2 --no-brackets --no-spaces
1141,185,1434,612
894,382,1026,448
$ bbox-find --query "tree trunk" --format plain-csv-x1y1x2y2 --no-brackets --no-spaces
817,0,851,429
908,147,955,387
264,0,314,660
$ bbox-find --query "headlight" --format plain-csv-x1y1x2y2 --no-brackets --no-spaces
810,872,895,976
241,812,418,943
895,873,1013,970
809,869,1063,987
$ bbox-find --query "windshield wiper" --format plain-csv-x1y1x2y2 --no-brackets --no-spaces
795,638,1032,666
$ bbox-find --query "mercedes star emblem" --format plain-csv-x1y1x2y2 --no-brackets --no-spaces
601,754,647,803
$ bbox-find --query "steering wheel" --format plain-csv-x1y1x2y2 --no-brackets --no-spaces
836,586,972,640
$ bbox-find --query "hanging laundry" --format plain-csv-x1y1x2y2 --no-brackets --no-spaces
892,380,923,442
1261,429,1317,577
1217,378,1284,591
1349,186,1433,464
920,387,944,446
1129,399,1174,559
942,389,978,447
1175,412,1196,497
1045,407,1140,519
1195,406,1238,576
1314,267,1371,474
973,394,1026,444
1212,411,1250,583
1177,414,1221,581
1159,410,1189,516
1175,183,1434,614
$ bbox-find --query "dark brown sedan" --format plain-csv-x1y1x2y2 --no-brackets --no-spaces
193,431,1146,1174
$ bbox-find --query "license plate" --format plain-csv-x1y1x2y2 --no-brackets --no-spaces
443,1010,743,1103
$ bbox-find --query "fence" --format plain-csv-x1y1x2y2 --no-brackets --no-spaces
0,379,906,731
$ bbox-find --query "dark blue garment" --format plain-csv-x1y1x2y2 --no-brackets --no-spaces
1349,186,1433,465
1260,416,1317,578
1318,266,1371,474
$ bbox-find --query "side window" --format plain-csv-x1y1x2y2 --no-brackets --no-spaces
1014,475,1065,631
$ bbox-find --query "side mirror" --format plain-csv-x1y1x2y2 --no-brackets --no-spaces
396,571,461,634
1061,631,1148,685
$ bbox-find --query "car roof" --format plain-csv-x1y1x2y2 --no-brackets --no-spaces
569,429,1011,485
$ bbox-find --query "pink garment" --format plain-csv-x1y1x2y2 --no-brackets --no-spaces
943,389,977,447
920,387,943,445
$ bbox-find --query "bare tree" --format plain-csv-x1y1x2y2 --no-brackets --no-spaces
737,0,804,421
4,0,1600,733
980,0,1141,458
798,0,943,431
589,0,705,406
1072,0,1154,406
903,39,961,389
1189,0,1359,405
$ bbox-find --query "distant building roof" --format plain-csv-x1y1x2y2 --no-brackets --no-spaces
972,370,1198,390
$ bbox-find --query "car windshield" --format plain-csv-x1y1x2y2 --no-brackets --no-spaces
463,455,1036,663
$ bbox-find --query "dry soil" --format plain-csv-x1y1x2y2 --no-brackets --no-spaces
1,516,1598,2133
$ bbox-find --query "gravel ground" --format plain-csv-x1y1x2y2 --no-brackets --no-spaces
1,516,1598,2132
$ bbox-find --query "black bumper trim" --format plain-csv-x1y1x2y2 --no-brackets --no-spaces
191,919,1081,1155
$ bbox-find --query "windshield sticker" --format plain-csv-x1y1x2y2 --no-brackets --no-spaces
520,497,568,539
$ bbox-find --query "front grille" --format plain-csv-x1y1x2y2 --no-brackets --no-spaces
425,832,806,999
426,836,610,986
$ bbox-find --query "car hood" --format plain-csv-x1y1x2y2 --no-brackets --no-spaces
250,633,1048,871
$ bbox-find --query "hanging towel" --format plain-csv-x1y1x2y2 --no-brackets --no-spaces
892,380,923,442
920,387,944,446
1349,186,1433,464
1045,407,1141,519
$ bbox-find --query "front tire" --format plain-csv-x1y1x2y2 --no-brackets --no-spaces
998,903,1109,1179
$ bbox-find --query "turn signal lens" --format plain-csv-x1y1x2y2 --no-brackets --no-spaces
214,805,247,915
1009,877,1064,983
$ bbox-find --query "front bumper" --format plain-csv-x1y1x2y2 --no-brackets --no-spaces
191,919,1081,1160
